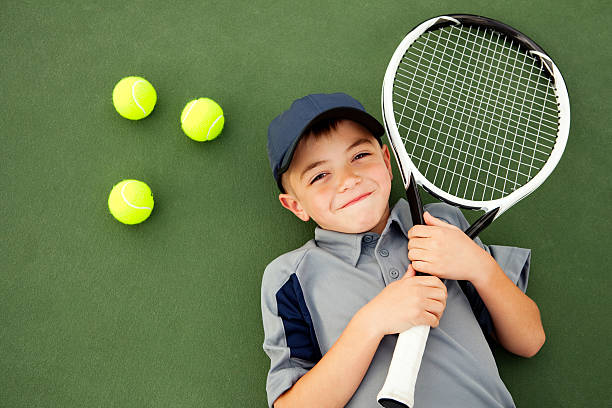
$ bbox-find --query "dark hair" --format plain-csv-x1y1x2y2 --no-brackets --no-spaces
301,117,342,140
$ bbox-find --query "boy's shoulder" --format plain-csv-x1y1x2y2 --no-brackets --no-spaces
262,239,318,291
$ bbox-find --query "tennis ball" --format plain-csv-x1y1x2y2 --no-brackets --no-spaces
112,76,157,120
108,179,154,225
180,98,225,141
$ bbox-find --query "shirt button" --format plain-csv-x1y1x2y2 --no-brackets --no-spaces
379,249,389,257
390,269,400,279
364,235,372,243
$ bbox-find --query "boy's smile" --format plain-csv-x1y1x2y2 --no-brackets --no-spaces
279,120,393,234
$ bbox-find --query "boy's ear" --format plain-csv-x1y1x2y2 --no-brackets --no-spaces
279,193,310,222
382,144,393,180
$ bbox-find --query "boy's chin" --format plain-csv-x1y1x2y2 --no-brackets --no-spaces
319,212,388,234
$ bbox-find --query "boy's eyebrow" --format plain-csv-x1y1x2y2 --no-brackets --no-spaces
300,160,328,182
299,138,374,182
346,137,375,152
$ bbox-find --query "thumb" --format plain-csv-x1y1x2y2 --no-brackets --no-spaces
404,264,416,278
423,211,448,227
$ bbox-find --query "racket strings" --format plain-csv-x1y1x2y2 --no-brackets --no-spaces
406,31,556,93
391,90,556,162
394,66,559,133
430,27,547,198
397,46,558,117
392,24,559,201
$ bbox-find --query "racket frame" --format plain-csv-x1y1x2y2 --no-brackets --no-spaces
382,14,570,235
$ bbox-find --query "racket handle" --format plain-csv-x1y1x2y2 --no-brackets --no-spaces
377,325,430,408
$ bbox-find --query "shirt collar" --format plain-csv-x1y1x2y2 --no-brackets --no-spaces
387,198,414,239
314,198,414,266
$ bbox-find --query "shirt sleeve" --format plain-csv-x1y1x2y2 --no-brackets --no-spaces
261,256,318,407
425,203,532,339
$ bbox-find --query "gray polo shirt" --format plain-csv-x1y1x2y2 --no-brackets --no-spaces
261,199,530,407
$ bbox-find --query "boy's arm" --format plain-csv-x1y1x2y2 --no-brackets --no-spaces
274,307,382,407
275,268,447,408
408,211,545,358
468,257,545,357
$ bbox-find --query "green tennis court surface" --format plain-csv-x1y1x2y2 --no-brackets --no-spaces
2,1,610,406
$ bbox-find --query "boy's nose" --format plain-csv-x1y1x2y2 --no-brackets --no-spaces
338,166,362,192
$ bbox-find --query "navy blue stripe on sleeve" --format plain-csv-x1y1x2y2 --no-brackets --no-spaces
276,274,322,362
460,281,496,348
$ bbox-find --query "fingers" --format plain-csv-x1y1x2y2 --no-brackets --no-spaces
423,211,448,227
422,280,448,299
408,249,436,275
407,225,432,239
385,274,448,332
408,213,442,239
420,284,447,327
405,264,416,278
410,260,433,275
408,212,458,240
403,263,436,280
401,264,435,281
412,289,447,328
409,275,447,296
407,236,430,250
403,265,445,285
425,299,446,327
424,311,443,328
412,274,440,286
408,248,428,262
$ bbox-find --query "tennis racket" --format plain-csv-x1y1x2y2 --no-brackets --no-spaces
377,14,569,407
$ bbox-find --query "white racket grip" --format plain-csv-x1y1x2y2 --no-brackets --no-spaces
377,325,430,407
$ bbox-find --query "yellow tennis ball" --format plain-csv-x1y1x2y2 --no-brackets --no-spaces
108,179,154,225
180,98,225,141
112,76,157,120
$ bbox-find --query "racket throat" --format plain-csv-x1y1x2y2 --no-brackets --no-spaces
406,173,425,226
465,208,500,239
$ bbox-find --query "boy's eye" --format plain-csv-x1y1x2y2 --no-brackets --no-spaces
354,152,371,160
310,173,327,184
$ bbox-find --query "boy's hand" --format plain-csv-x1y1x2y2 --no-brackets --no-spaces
363,264,447,337
407,211,495,283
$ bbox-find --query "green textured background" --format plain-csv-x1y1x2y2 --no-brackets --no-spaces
2,1,611,406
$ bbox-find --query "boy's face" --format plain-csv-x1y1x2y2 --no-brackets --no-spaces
279,120,393,234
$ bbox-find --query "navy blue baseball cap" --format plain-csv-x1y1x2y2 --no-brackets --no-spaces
267,93,385,192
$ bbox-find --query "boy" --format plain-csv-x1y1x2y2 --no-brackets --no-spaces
262,93,545,407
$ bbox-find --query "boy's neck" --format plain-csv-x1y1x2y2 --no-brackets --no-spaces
368,204,391,235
